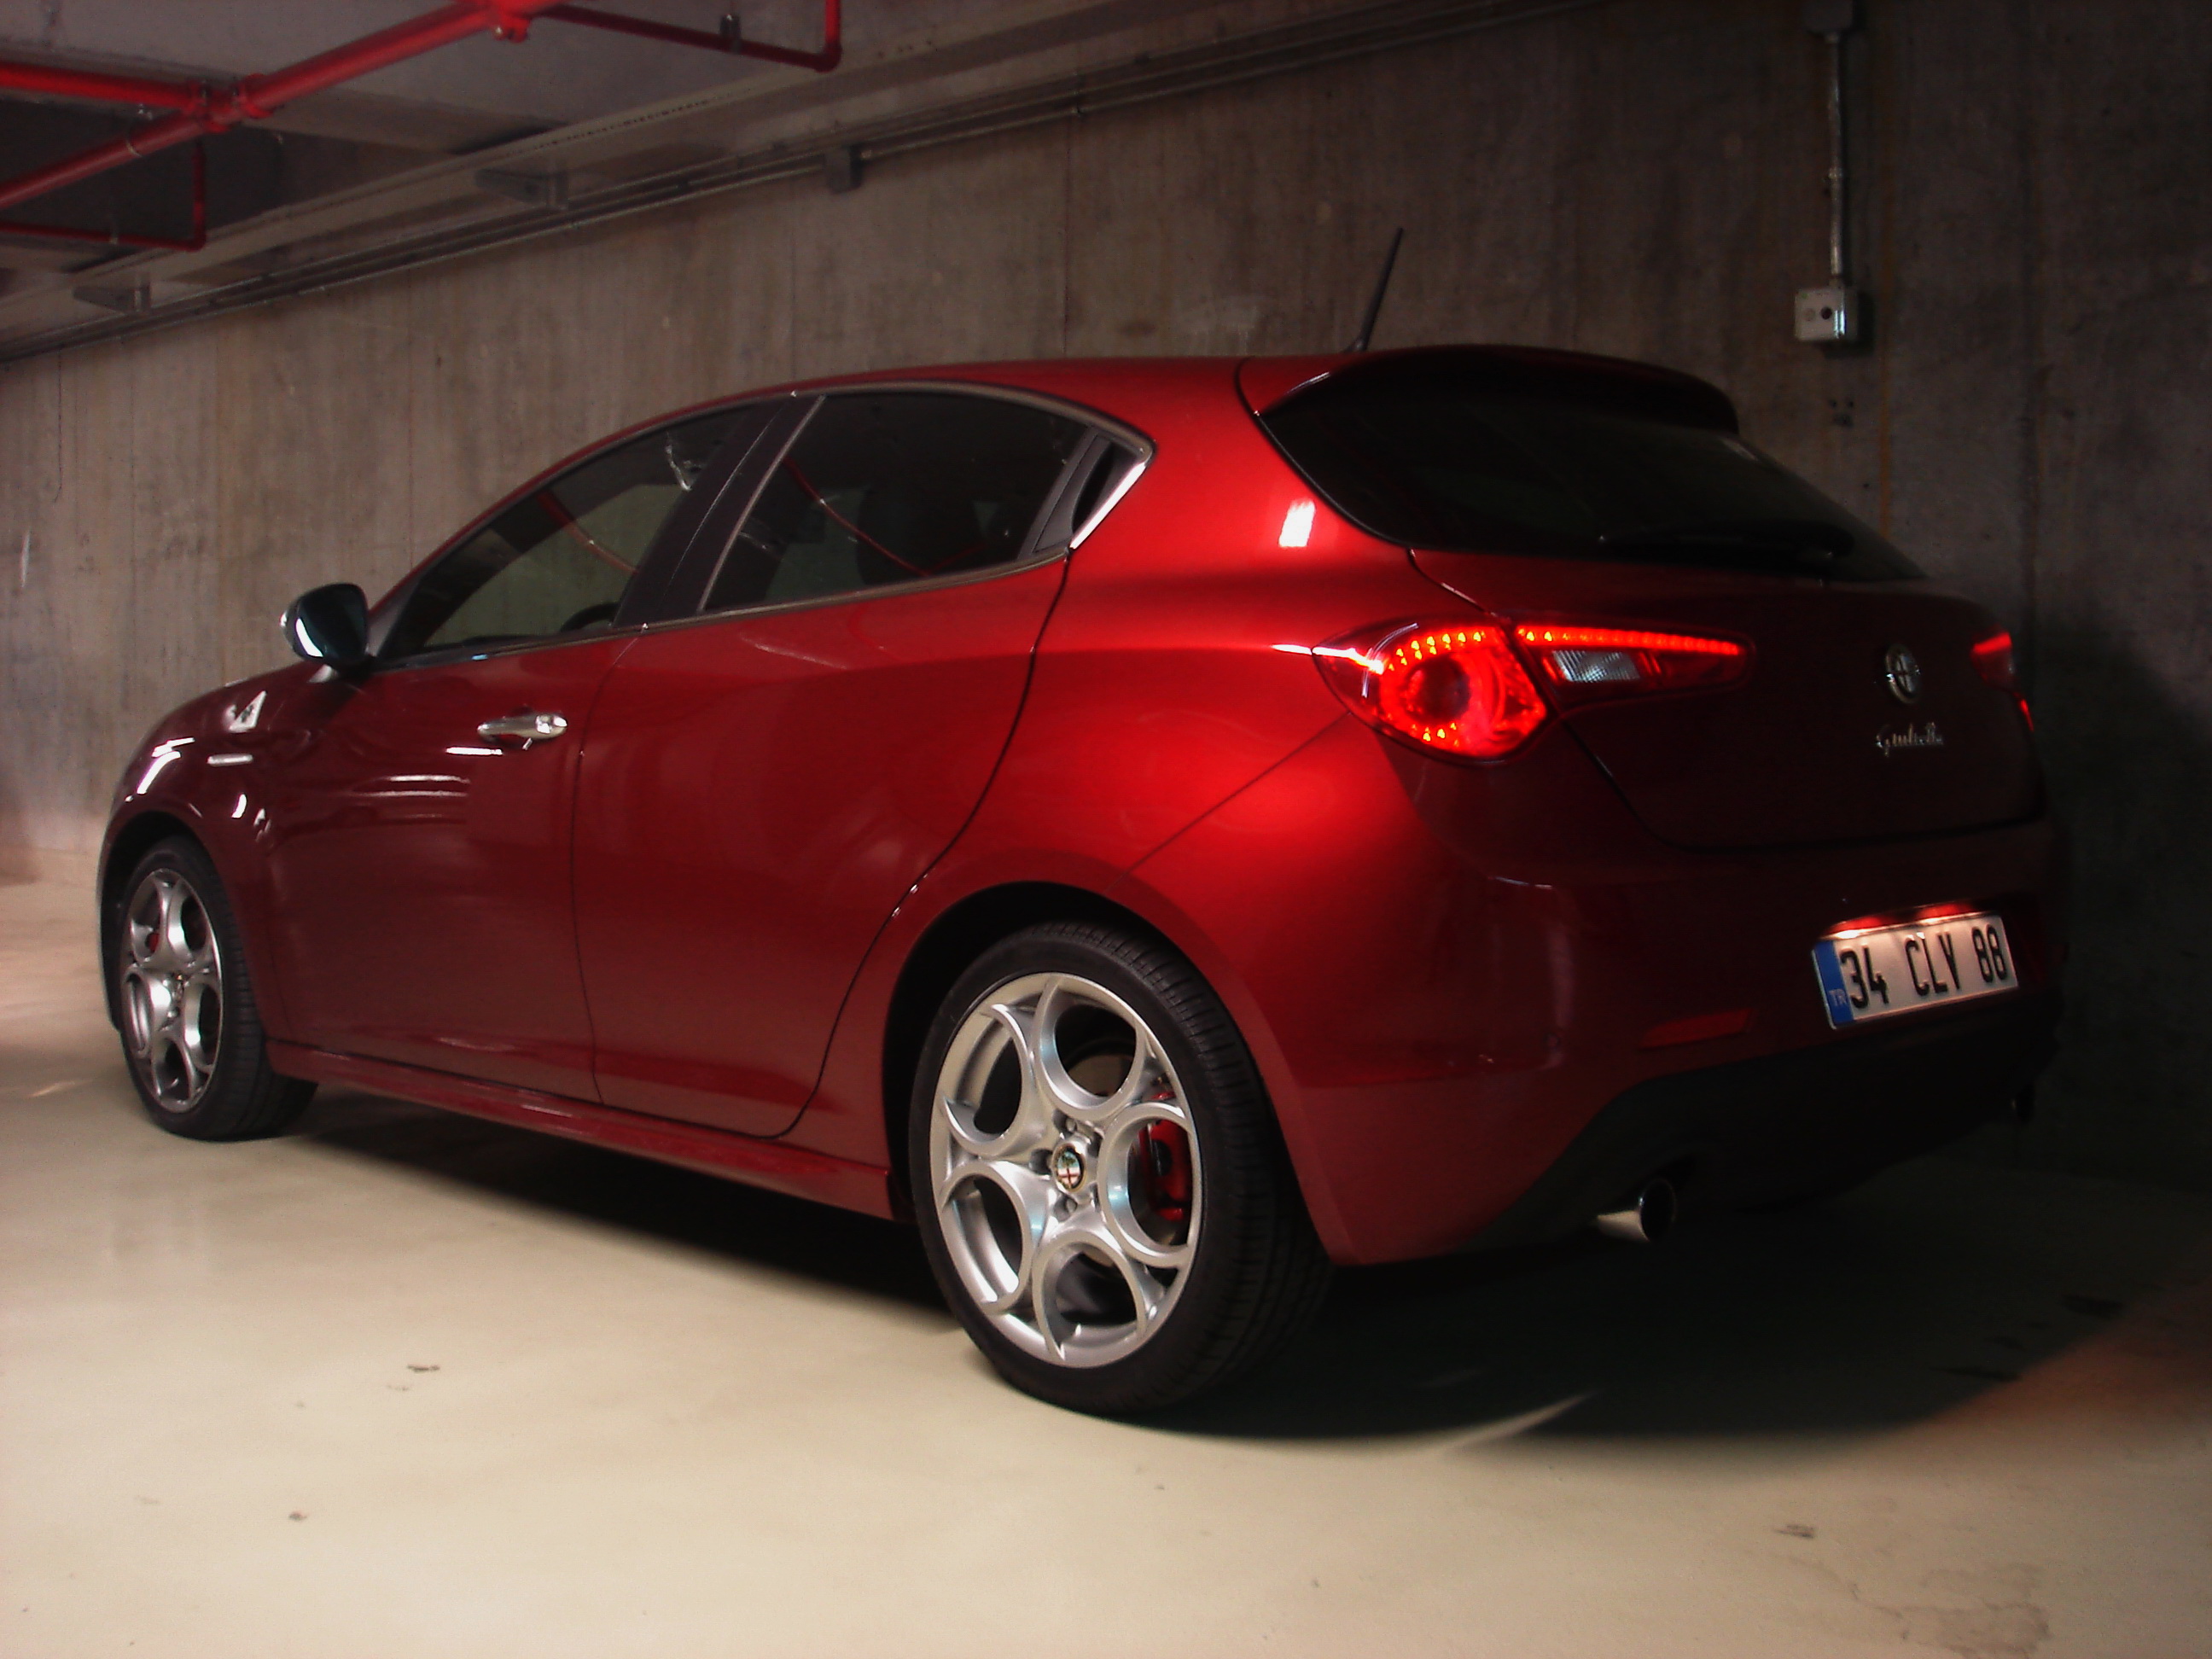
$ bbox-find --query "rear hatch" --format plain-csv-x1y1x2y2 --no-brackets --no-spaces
1250,348,2041,852
1412,555,2039,850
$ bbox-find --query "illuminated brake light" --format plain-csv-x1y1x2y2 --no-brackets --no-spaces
1512,624,1750,698
1972,630,2034,731
1970,631,2017,686
1911,901,1979,923
1308,616,1755,757
1313,618,1549,760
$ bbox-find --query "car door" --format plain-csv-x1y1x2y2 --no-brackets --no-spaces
573,388,1126,1135
258,403,775,1098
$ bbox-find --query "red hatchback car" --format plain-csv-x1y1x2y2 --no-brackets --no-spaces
101,346,2062,1412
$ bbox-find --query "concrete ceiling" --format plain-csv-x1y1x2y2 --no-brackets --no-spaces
0,0,1097,276
0,0,1551,351
0,1,865,148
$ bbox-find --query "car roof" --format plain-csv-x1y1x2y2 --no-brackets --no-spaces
742,356,1252,438
723,345,1738,434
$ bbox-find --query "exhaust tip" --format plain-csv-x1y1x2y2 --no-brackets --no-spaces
1594,1177,1678,1245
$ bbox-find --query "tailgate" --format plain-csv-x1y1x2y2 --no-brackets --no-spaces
1415,551,2042,851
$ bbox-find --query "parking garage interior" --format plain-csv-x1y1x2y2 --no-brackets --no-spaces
1,2,2207,1653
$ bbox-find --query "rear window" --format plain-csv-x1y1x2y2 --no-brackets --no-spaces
701,391,1087,612
1260,362,1918,581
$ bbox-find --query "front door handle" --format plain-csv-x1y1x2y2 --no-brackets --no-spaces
478,711,569,748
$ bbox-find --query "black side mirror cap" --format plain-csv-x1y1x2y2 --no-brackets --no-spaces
281,583,372,672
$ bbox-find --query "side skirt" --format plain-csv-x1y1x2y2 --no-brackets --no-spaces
267,1041,898,1220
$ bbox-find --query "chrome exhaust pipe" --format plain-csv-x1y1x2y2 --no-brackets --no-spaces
1594,1177,1678,1245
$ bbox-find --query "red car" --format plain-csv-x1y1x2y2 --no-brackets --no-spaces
100,347,2062,1412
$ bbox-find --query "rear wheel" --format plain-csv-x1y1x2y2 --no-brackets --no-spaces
114,837,313,1139
909,922,1329,1413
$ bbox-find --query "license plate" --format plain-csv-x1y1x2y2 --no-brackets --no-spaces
1812,911,2018,1027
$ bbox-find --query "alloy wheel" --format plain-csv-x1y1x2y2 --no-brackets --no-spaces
119,867,225,1112
928,972,1200,1367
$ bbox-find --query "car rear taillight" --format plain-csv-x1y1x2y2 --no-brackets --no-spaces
1511,624,1752,702
1313,619,1550,760
1312,615,1755,761
1972,630,2034,730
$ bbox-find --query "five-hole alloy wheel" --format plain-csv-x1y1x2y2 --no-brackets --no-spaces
910,922,1330,1413
110,837,313,1140
931,969,1202,1368
119,864,225,1113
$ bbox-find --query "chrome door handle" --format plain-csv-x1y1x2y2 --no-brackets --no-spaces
477,711,569,747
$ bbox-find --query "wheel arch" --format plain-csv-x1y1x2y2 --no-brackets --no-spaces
879,882,1173,1208
98,809,199,1029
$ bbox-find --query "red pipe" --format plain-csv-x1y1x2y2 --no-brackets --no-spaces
191,137,207,247
542,5,735,55
0,1,570,219
0,140,207,253
0,0,838,236
543,3,841,72
0,56,207,112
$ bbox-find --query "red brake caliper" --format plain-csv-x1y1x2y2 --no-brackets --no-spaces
1136,1121,1193,1229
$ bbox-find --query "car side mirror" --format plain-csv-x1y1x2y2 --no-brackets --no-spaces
281,583,372,672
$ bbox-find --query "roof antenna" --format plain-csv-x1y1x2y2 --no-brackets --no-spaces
1347,227,1404,353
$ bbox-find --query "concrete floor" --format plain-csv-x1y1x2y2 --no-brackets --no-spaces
3,876,2208,1658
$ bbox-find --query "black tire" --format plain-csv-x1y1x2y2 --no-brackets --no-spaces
908,921,1330,1413
111,835,314,1140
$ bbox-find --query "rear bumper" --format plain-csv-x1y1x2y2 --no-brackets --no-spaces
1122,715,2069,1266
1469,985,2061,1249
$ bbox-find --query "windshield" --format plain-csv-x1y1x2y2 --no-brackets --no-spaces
1260,367,1919,581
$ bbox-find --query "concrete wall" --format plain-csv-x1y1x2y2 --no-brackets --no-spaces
3,0,2207,1187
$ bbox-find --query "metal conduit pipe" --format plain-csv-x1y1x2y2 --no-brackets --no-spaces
1822,11,1848,285
544,1,841,72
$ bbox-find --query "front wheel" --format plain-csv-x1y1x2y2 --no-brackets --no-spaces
909,922,1329,1413
113,836,313,1140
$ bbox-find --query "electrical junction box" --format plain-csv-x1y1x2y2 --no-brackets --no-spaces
1795,285,1862,343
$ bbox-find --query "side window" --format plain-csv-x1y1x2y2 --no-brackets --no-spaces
702,392,1088,614
383,405,760,661
1062,438,1146,544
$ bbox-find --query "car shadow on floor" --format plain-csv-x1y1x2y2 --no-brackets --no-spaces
290,1086,2211,1442
292,1086,946,1313
1161,1159,2212,1441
